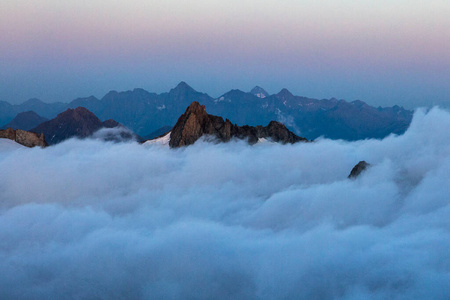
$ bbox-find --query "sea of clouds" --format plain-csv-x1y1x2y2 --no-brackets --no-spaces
0,107,449,299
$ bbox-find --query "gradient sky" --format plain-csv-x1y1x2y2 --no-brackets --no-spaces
0,0,449,108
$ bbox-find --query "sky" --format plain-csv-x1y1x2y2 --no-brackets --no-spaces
0,107,449,298
0,0,449,108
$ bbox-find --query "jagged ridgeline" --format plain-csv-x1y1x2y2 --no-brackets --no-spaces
0,82,413,141
168,102,307,147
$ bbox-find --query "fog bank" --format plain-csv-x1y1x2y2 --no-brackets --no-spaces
0,107,449,299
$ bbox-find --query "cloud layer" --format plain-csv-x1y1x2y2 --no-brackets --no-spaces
0,107,449,299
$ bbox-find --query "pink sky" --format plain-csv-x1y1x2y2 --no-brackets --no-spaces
0,0,449,107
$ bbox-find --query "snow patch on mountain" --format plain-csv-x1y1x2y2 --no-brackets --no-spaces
144,132,171,146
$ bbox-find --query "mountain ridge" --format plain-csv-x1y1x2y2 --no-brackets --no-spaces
169,101,308,148
1,111,48,130
1,82,413,141
31,107,121,145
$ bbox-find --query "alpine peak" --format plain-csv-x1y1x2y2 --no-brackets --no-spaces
250,86,269,98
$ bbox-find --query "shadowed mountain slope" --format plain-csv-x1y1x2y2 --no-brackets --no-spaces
31,107,120,145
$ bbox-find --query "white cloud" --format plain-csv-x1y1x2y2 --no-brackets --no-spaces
0,107,449,299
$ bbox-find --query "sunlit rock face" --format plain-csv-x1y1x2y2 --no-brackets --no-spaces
0,128,47,148
169,101,307,148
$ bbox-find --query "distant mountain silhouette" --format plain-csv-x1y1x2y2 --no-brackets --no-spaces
1,111,48,130
250,86,269,98
31,107,120,145
169,102,307,148
1,82,413,141
276,88,294,99
0,99,66,127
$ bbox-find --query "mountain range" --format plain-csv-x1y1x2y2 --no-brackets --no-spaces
0,82,413,140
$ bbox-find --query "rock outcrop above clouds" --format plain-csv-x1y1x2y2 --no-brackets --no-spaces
348,161,371,179
0,128,47,148
169,101,308,148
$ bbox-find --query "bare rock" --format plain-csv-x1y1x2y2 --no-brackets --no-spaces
0,128,16,140
348,161,370,179
0,128,48,148
169,101,308,148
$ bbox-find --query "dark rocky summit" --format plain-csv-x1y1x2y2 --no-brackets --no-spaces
169,101,307,148
348,161,371,179
31,107,121,145
1,111,48,130
0,128,47,147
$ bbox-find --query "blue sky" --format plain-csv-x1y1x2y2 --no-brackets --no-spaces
0,0,449,108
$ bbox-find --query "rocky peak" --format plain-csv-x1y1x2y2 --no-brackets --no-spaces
250,86,269,98
59,106,99,120
264,121,301,143
169,102,213,147
168,101,308,148
32,107,120,145
348,161,371,179
0,128,47,148
185,100,207,115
